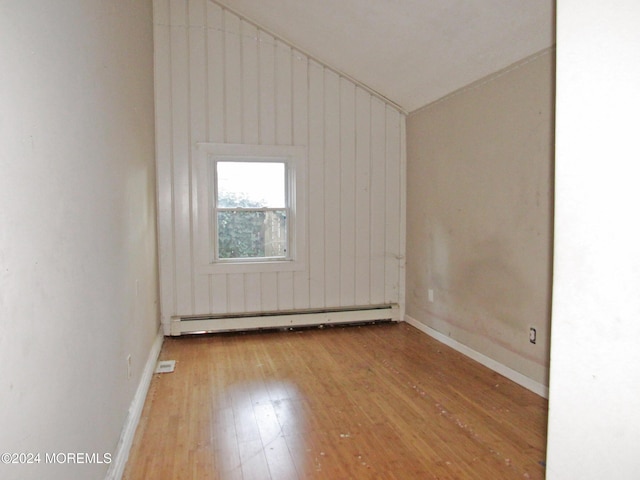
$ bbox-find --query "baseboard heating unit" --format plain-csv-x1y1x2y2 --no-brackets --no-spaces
169,304,400,336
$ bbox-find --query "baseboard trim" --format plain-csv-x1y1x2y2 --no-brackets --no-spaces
105,328,164,480
404,315,549,399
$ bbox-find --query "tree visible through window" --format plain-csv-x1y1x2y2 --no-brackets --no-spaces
214,161,288,260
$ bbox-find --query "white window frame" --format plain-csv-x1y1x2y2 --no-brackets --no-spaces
195,143,307,274
213,157,290,263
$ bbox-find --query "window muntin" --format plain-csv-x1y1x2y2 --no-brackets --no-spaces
213,160,290,262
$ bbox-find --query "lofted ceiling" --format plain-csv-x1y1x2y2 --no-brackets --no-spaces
217,0,555,112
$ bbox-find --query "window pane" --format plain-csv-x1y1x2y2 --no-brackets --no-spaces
217,210,287,259
217,162,285,208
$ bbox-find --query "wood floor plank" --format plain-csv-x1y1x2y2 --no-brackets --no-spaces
124,322,548,479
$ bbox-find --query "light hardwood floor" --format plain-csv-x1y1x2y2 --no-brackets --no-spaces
124,322,548,479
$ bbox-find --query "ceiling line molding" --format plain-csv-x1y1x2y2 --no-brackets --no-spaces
409,45,556,116
212,0,407,115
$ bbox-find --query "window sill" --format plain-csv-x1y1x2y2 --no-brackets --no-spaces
195,259,305,275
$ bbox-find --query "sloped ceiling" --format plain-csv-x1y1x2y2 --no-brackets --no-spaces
217,0,555,112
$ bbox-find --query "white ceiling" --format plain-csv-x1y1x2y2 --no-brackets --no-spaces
217,0,555,112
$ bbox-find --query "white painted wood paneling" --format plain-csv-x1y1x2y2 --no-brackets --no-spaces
258,30,276,145
307,58,326,308
354,87,372,306
241,20,259,145
210,274,227,313
323,69,341,308
244,272,261,312
169,0,193,315
227,273,245,313
292,48,310,310
369,98,387,305
275,40,292,146
275,39,294,311
154,0,406,332
206,2,224,142
385,106,402,305
223,11,242,144
188,0,210,315
340,79,357,307
261,272,278,312
153,0,175,326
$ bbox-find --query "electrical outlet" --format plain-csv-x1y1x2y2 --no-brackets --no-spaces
127,354,132,379
428,289,434,303
529,327,537,344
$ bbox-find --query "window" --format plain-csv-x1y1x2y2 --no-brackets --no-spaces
214,160,289,261
195,143,307,274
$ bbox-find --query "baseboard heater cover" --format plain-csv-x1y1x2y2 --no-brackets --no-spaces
170,304,400,336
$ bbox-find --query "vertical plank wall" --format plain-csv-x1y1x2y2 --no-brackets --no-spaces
154,0,406,332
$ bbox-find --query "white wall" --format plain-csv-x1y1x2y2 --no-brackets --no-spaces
154,0,406,330
546,1,640,478
0,2,158,479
